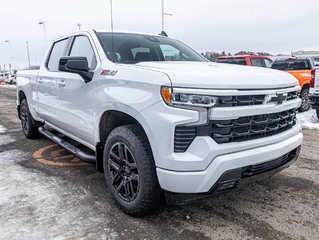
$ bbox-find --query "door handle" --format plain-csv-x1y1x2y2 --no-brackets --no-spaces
38,78,44,83
58,80,66,87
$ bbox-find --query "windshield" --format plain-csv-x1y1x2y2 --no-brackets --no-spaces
96,32,206,64
272,59,312,71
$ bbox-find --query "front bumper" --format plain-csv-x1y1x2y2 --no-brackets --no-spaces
165,146,301,204
156,132,302,193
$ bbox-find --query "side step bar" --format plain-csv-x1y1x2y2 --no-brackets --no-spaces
38,126,96,163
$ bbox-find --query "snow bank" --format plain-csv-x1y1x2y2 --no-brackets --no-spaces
0,125,6,133
0,84,16,89
297,109,319,130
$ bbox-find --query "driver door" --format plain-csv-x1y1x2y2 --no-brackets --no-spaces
55,35,98,147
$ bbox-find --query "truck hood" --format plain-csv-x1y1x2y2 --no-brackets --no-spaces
135,62,298,89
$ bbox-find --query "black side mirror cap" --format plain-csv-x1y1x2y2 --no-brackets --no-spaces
58,57,93,83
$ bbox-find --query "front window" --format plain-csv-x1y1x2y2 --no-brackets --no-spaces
96,32,206,64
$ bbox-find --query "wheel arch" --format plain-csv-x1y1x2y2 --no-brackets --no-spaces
95,110,153,172
301,83,310,91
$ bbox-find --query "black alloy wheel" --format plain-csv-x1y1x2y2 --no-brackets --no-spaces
107,142,140,202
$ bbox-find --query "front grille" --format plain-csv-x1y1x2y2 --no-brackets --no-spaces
210,109,297,144
216,95,265,107
215,91,299,107
174,108,297,152
287,91,299,101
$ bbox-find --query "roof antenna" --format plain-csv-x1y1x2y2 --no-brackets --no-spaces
110,0,115,62
159,0,171,37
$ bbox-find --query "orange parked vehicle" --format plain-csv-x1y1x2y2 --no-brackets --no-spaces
272,57,316,112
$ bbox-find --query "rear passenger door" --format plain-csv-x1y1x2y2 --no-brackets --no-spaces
55,35,98,147
37,38,69,123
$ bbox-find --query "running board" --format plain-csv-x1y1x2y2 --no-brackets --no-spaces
38,126,96,163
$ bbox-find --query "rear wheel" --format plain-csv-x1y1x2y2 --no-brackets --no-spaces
103,124,163,216
20,99,41,139
299,88,310,112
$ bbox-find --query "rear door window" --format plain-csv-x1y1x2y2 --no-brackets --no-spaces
47,38,69,71
250,58,264,67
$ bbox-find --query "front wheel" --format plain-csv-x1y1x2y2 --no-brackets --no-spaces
103,125,163,216
299,88,310,112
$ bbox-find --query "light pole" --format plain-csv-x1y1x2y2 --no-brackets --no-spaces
5,40,11,59
161,0,172,36
26,41,31,68
38,21,47,48
77,23,82,31
5,40,12,70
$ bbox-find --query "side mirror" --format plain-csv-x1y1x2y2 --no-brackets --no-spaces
58,57,93,83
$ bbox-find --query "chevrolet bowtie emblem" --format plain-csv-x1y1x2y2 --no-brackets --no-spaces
267,93,288,105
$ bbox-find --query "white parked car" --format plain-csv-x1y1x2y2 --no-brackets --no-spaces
5,73,16,84
16,30,303,215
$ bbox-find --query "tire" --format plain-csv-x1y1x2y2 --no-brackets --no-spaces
103,124,163,216
299,88,310,112
20,99,41,139
317,109,319,119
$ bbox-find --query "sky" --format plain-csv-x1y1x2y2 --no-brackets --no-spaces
0,0,318,69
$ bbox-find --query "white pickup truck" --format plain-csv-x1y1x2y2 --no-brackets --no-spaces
17,30,303,216
310,61,319,118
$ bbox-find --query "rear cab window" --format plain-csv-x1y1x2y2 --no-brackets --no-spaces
272,59,312,71
217,58,247,65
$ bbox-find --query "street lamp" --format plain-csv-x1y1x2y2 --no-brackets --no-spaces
161,0,172,36
5,40,11,59
38,21,47,47
77,23,82,31
26,41,31,68
5,40,12,69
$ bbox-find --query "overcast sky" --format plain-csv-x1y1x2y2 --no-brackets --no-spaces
0,0,318,69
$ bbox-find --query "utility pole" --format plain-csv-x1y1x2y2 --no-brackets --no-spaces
26,41,31,68
77,23,82,31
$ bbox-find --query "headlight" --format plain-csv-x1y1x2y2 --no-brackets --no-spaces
161,86,218,108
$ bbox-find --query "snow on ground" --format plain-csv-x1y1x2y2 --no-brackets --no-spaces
0,84,16,89
0,125,6,133
0,149,117,240
297,109,319,130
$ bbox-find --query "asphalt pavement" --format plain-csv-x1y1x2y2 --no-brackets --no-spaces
0,86,318,240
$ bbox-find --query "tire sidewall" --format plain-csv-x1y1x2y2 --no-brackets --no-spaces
20,99,31,136
299,88,310,112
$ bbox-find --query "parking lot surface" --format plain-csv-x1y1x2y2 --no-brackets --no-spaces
0,86,319,240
